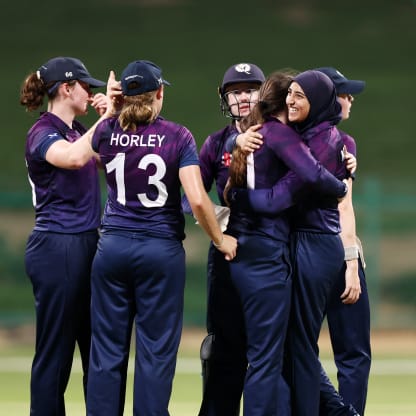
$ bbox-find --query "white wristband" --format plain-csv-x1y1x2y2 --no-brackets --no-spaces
344,246,359,261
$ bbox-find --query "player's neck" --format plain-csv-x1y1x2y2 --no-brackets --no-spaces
47,101,75,129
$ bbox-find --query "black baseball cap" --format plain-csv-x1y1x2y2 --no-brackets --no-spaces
121,60,170,96
37,57,106,88
315,67,365,95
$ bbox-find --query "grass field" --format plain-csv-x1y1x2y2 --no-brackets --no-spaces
1,328,416,415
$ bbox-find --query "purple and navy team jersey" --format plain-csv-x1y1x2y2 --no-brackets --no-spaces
228,118,348,241
25,112,101,233
199,124,237,204
340,130,357,157
227,119,316,242
291,121,348,233
92,116,199,240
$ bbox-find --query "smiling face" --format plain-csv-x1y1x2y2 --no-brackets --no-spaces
286,81,310,123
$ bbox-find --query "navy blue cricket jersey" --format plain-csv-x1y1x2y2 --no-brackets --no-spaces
92,116,199,240
25,112,101,233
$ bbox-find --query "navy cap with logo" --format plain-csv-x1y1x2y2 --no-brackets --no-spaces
121,60,171,96
219,63,265,96
37,57,106,88
315,67,365,95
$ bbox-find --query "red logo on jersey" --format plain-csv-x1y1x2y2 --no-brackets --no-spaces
222,152,232,167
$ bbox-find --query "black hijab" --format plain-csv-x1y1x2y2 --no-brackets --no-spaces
291,70,342,134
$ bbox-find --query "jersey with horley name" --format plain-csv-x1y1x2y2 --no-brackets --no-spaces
25,112,101,233
92,116,199,240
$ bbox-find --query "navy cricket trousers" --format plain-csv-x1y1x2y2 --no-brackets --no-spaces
322,256,371,415
229,235,292,416
198,243,247,416
86,231,185,416
25,230,98,416
285,231,344,416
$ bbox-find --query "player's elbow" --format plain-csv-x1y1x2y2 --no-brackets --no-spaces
66,155,90,169
188,197,205,212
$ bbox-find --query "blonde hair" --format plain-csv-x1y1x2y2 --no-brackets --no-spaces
119,91,159,131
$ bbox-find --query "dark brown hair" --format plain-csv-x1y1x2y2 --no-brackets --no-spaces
19,72,75,111
228,70,295,189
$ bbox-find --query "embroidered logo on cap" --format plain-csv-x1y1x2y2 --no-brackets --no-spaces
234,63,252,74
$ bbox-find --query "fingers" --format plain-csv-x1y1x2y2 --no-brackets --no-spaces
237,129,263,153
344,151,357,174
105,70,123,114
248,123,263,132
219,235,237,261
340,286,361,304
90,93,111,116
106,70,122,97
107,70,116,83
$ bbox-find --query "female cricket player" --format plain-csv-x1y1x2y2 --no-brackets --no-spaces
316,67,371,416
20,56,113,415
86,59,236,416
224,71,349,416
228,70,360,415
192,62,266,416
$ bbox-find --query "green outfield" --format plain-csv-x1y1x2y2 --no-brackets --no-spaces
1,329,416,415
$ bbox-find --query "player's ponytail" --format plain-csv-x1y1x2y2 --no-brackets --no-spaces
228,146,247,188
119,91,158,131
19,72,47,111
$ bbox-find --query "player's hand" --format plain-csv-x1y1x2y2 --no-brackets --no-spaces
343,146,357,174
236,124,263,153
106,70,123,114
215,234,237,261
340,259,361,304
91,92,111,116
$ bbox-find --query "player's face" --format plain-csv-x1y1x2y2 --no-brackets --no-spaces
225,82,260,118
70,81,94,116
337,93,354,120
286,82,310,123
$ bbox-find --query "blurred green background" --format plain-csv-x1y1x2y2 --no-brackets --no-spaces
1,0,415,329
